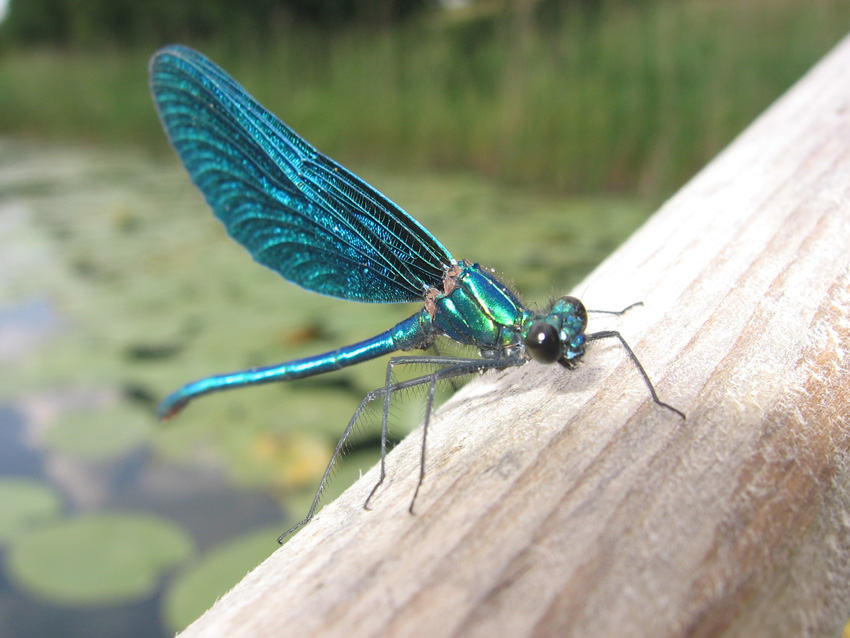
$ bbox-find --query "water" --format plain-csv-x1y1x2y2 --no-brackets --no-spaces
0,137,651,635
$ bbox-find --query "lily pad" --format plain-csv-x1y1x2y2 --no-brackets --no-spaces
162,525,281,632
0,478,62,543
6,513,193,605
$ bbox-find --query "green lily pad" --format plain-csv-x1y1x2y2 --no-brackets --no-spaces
44,405,152,460
162,525,281,632
0,478,62,543
6,513,194,605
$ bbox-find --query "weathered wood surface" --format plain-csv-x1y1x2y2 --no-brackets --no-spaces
179,34,850,638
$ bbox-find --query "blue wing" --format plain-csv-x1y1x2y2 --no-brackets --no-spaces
149,45,453,303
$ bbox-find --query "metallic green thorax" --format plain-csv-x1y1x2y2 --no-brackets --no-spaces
430,262,529,354
426,262,587,364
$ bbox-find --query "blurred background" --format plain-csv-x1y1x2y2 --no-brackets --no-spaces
1,1,848,636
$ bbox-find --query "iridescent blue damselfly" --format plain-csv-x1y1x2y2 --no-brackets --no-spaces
150,46,684,544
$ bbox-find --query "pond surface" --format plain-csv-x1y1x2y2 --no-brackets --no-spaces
0,138,650,636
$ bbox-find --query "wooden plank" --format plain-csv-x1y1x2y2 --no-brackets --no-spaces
178,33,850,638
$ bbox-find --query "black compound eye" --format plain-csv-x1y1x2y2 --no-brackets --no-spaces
525,322,561,364
559,295,588,329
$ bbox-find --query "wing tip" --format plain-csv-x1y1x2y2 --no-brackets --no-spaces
149,44,206,77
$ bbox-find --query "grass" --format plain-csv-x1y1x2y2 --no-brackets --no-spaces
1,0,848,201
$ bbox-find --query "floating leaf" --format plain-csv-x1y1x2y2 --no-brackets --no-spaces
7,514,193,605
162,525,281,632
0,478,62,543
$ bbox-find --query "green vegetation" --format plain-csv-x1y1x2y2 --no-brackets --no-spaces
162,525,281,632
0,479,62,543
45,405,153,459
6,513,194,604
0,0,429,45
1,0,848,200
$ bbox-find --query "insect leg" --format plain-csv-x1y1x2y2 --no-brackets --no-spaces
365,355,478,509
277,382,388,543
586,301,643,316
400,356,526,514
585,329,685,419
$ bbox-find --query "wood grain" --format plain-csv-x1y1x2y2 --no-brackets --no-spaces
178,33,850,638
